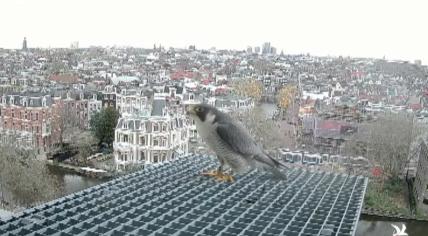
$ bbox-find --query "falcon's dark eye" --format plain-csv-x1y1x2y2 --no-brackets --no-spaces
195,107,203,112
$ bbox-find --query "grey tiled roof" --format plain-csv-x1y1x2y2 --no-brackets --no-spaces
0,155,367,236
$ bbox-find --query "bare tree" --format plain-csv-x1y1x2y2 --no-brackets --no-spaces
231,106,285,150
345,113,424,178
0,145,61,210
68,131,98,165
53,101,82,147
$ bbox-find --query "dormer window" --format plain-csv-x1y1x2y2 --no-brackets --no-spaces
123,122,128,129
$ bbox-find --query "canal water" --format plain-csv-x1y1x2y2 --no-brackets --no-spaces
258,102,278,118
356,215,428,236
47,165,107,195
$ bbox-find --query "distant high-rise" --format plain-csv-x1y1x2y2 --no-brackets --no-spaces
254,46,260,54
22,37,27,51
246,46,252,54
70,41,79,49
270,47,277,55
262,42,271,55
415,59,422,66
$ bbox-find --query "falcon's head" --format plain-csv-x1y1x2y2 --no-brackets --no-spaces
186,104,218,123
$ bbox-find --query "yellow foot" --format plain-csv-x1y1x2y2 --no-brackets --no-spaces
219,174,235,183
201,170,219,177
201,170,235,182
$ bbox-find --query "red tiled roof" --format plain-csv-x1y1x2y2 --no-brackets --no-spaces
409,103,422,110
170,71,195,80
49,74,80,84
318,120,342,130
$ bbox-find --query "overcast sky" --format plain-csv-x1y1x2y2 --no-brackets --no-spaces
1,0,427,63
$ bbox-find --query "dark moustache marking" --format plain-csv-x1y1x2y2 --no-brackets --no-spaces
197,107,208,122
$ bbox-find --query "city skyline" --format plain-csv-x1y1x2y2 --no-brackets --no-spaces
1,0,427,64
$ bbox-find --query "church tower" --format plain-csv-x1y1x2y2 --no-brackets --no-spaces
22,37,28,50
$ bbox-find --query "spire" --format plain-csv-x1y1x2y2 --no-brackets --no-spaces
22,37,28,51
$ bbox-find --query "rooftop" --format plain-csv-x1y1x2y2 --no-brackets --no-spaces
0,155,367,236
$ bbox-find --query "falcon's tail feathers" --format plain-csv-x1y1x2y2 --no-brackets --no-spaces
265,154,289,180
253,153,290,180
270,167,288,180
270,155,290,170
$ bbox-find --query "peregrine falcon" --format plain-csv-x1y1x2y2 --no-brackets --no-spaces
186,104,288,182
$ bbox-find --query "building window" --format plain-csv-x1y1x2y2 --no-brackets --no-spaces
36,113,39,121
161,138,167,147
123,135,128,142
153,138,159,146
153,153,159,163
161,152,167,162
153,123,159,132
162,124,167,132
140,136,146,146
120,153,128,162
140,151,145,161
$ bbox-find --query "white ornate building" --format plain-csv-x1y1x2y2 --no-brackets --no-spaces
116,89,151,117
113,96,189,169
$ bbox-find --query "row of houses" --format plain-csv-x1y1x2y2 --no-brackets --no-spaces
0,89,102,151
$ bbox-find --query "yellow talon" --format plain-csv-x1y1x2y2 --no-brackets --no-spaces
220,174,235,183
201,170,234,182
201,170,220,177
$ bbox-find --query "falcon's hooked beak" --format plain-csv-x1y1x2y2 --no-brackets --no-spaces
185,104,197,116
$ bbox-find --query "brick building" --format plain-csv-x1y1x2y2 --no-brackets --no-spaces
0,93,56,151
